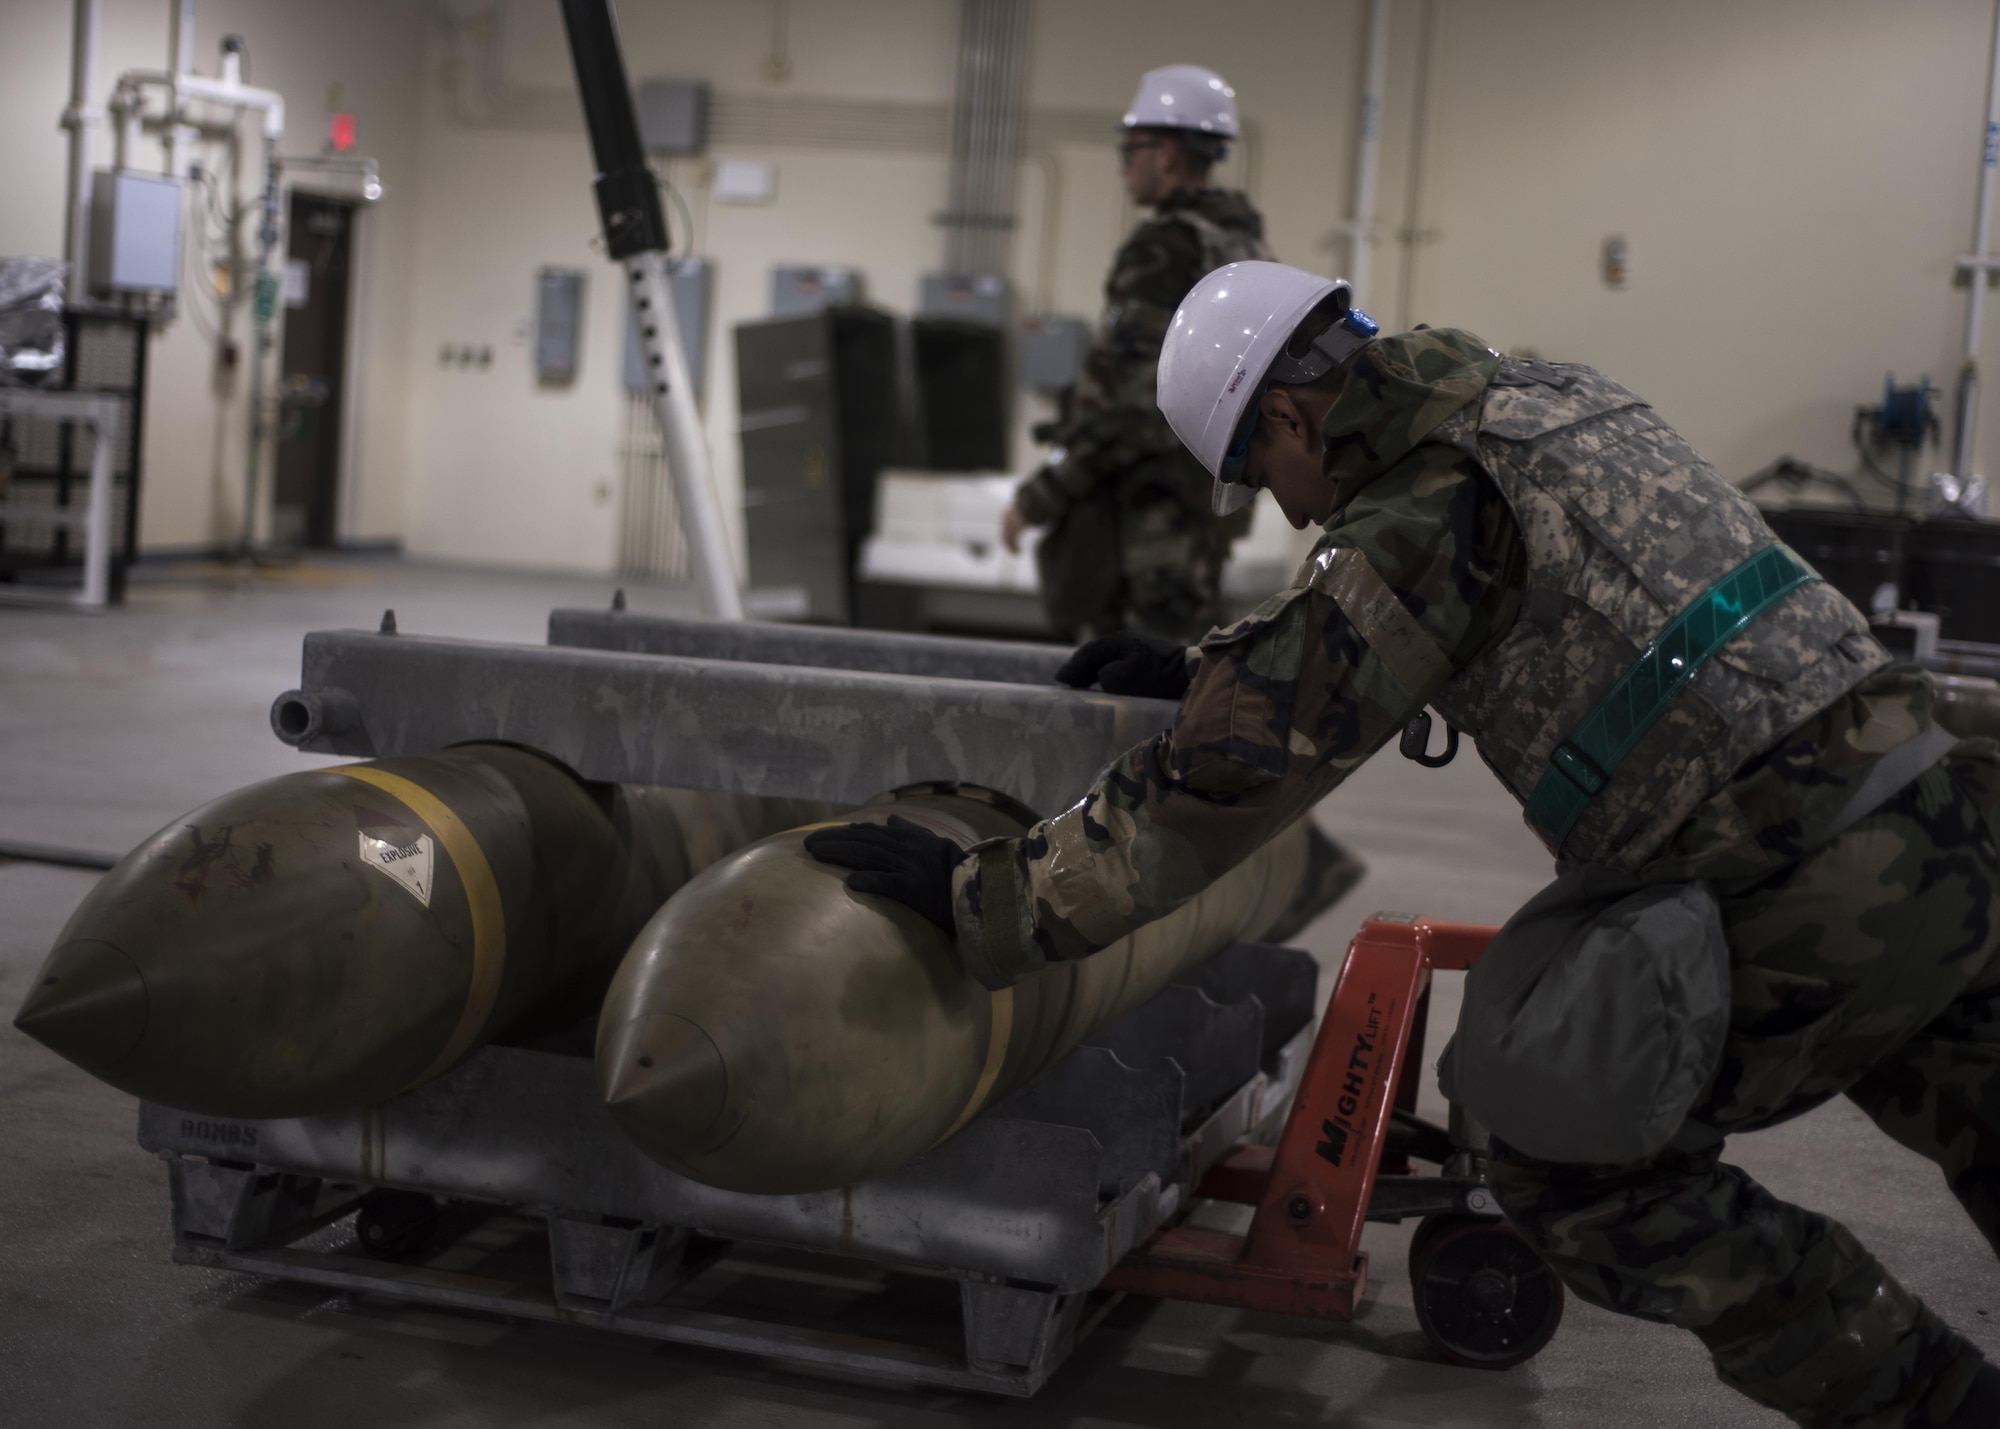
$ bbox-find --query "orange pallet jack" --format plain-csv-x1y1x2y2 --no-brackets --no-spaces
1104,914,1567,1369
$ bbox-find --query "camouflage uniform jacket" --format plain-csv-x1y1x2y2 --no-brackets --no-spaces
954,329,1920,987
1013,187,1273,525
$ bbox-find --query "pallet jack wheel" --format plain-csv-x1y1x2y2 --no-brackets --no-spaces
1408,1214,1564,1369
355,1190,443,1261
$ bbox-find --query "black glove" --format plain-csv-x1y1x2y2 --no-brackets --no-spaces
802,816,966,936
1055,630,1192,700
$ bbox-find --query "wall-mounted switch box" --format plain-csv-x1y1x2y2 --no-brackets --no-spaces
89,169,182,296
771,265,863,317
715,159,776,204
535,267,586,385
920,272,1008,329
637,78,709,154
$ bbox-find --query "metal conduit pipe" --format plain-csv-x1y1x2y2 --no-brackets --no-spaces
1954,0,2000,483
166,0,194,178
63,0,101,291
1346,0,1392,304
595,785,1332,1194
111,9,289,555
942,0,1027,277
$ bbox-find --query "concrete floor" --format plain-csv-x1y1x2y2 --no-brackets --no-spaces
1,555,1996,1427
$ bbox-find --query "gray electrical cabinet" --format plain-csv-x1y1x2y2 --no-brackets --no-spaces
89,170,182,296
622,257,712,400
534,268,586,385
736,308,898,623
636,78,709,154
771,266,863,317
919,272,1009,328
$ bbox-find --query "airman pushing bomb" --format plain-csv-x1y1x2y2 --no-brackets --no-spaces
813,260,2000,1427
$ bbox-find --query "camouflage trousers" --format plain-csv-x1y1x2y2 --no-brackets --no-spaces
1490,747,2000,1428
1102,499,1230,645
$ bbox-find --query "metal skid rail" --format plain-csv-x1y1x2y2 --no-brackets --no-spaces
272,627,1174,815
547,608,1071,687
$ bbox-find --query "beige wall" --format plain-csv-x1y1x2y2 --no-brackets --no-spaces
1411,0,1997,491
399,0,1353,572
4,0,1998,567
401,0,962,569
0,0,427,552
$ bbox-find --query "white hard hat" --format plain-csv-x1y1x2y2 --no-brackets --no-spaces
1123,64,1239,138
1157,261,1380,514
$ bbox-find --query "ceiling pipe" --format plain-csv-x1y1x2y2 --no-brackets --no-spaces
1344,0,1391,304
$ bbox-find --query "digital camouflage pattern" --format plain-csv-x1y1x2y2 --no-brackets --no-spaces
1492,722,2000,1429
954,340,1526,979
954,327,1996,1425
1425,356,1884,870
1017,187,1272,641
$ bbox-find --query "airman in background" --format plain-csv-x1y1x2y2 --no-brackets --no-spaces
1002,64,1273,643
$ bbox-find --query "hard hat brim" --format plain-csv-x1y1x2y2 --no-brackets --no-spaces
1212,478,1257,517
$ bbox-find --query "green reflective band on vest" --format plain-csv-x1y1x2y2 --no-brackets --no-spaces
1524,544,1818,852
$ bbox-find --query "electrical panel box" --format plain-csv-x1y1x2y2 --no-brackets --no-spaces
771,266,863,317
1018,315,1088,392
534,268,586,385
89,170,182,296
919,272,1008,329
636,78,709,155
622,257,713,401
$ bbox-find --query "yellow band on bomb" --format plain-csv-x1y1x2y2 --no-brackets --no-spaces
332,766,507,1088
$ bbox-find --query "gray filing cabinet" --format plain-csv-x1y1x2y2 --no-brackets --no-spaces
735,308,897,623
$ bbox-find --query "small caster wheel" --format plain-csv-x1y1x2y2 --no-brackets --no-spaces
355,1190,441,1261
1408,1213,1564,1369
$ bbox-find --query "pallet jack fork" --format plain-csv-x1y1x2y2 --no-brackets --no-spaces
1105,915,1561,1367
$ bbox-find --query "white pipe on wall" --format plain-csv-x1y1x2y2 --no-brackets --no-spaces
1346,0,1391,303
110,82,139,172
63,0,101,290
174,72,285,141
166,0,195,178
1955,0,2000,482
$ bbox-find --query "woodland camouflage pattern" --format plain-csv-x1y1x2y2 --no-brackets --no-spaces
954,328,1997,1424
1015,187,1271,641
1494,723,2000,1429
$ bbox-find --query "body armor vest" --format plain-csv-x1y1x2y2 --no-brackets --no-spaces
1424,358,1886,871
1168,203,1273,272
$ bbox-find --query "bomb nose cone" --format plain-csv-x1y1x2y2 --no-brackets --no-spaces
598,1012,730,1151
14,939,149,1074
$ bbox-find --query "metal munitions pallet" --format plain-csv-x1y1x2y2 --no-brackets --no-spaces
145,942,1363,1395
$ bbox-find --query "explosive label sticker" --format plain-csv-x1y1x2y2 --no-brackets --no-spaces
355,808,435,907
